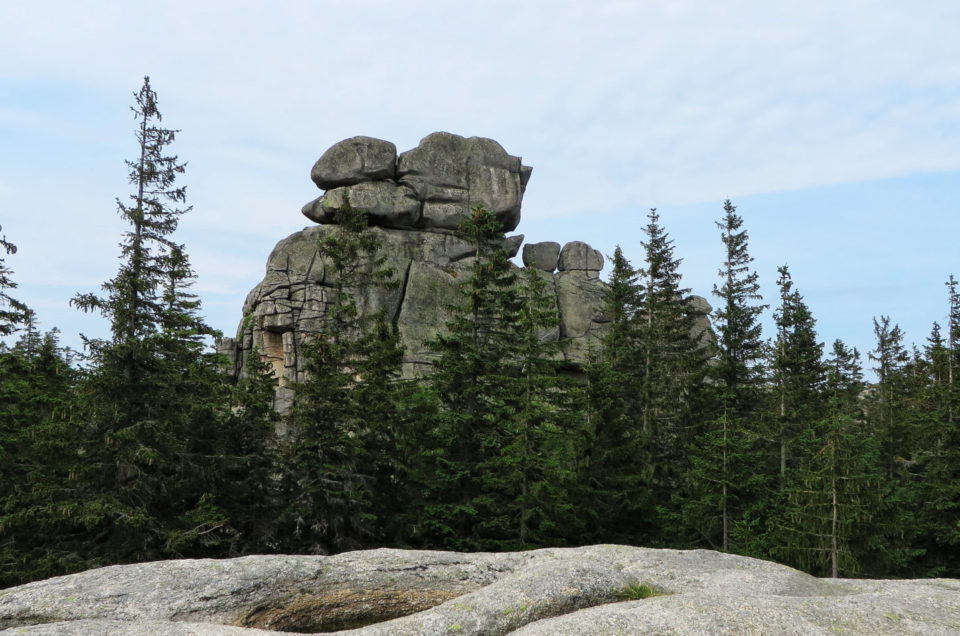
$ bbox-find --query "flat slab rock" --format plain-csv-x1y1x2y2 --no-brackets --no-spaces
2,546,958,635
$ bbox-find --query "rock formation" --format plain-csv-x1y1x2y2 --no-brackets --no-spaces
302,133,531,232
220,133,710,410
3,545,958,634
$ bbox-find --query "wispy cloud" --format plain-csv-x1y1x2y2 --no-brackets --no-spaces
2,0,959,354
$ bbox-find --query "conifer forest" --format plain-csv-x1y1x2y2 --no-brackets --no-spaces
2,79,958,589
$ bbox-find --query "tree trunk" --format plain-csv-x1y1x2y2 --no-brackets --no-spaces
722,417,729,552
831,474,838,578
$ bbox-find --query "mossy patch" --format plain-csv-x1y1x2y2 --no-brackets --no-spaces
616,582,668,601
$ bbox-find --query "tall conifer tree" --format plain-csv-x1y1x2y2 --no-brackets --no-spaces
868,316,911,476
672,200,769,553
0,226,29,338
635,209,706,498
772,265,825,478
405,207,523,549
404,207,578,550
582,246,652,543
774,341,881,577
59,77,234,565
276,205,404,554
863,316,926,574
0,326,79,586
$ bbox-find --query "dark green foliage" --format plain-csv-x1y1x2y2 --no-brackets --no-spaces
667,200,771,554
404,207,527,550
403,207,579,551
857,317,928,575
276,205,405,554
904,282,960,576
583,209,709,546
581,247,652,543
0,327,78,587
635,209,707,498
218,347,279,554
492,267,584,547
943,275,960,423
0,226,29,338
664,407,770,553
64,77,236,563
868,316,911,476
772,265,826,478
1,78,268,580
711,200,767,407
772,341,882,577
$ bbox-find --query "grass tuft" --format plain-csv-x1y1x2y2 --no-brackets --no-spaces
616,582,667,601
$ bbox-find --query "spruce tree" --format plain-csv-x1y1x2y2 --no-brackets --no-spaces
773,341,881,577
219,346,279,554
635,209,706,499
711,200,767,405
581,246,651,543
404,207,580,550
276,205,404,554
494,266,583,548
868,316,911,476
0,326,79,586
405,206,523,549
772,265,825,479
863,316,925,574
55,76,235,566
710,200,769,553
672,200,769,553
945,275,960,423
909,308,960,575
0,225,29,338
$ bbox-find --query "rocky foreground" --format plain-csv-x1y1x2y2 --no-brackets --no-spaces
2,546,959,635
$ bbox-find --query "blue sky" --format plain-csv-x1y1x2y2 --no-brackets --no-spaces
1,1,959,368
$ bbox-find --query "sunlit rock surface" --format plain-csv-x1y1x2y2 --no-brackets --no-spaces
3,545,958,635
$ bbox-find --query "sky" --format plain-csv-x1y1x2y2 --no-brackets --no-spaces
1,1,959,369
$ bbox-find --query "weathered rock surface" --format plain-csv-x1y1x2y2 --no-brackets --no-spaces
558,240,603,272
397,132,527,232
521,241,560,272
221,133,712,409
3,545,958,635
303,181,421,228
222,224,633,411
310,136,397,190
305,132,530,232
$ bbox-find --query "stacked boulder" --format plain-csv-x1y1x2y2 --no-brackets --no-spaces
221,132,710,411
302,132,531,232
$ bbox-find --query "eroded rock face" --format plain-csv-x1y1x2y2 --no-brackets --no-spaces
3,546,958,635
303,132,530,232
397,132,527,232
558,241,603,272
522,241,560,272
222,225,640,411
222,134,712,410
310,136,398,190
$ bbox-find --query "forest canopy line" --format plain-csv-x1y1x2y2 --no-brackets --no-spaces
1,79,958,588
